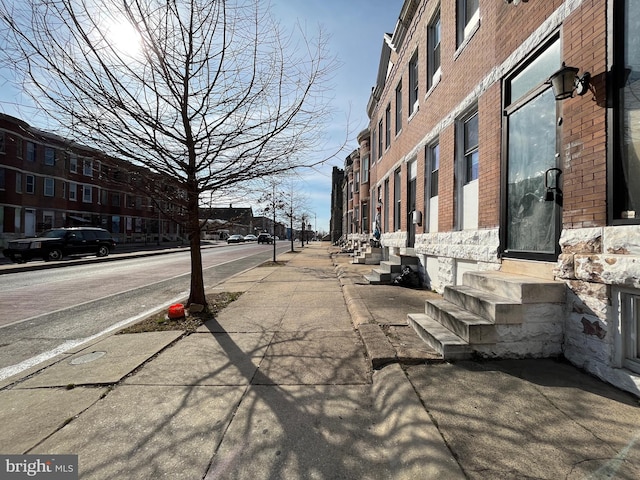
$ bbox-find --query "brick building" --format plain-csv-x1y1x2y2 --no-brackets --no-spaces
0,114,184,246
349,0,639,395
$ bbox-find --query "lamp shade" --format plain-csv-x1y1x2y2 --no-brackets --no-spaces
548,65,579,100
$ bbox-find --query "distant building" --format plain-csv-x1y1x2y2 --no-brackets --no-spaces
0,114,184,246
330,166,344,243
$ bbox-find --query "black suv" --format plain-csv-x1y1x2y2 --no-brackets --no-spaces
2,227,117,263
257,233,273,244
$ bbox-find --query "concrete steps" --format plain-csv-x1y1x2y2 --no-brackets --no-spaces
364,253,419,285
408,270,566,361
351,246,383,265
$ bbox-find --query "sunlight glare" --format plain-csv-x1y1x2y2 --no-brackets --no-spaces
107,20,142,58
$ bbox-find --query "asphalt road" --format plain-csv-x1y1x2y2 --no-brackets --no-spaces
0,243,288,379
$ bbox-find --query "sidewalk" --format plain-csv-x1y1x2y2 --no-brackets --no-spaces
1,242,639,479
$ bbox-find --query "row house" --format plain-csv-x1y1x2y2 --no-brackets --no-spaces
0,114,184,246
354,0,639,395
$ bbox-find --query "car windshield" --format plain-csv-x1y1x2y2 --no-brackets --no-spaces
40,229,68,239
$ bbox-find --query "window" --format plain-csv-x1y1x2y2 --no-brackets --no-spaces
26,175,35,194
26,142,36,162
83,185,92,203
69,183,77,201
371,130,377,163
44,178,55,197
384,178,390,233
409,50,419,116
463,112,479,183
613,1,640,222
70,155,78,173
385,104,391,149
618,290,640,374
0,167,4,189
112,192,121,207
16,172,22,193
457,0,479,47
0,132,4,153
428,9,441,90
377,119,383,159
394,168,402,231
16,139,22,158
429,142,440,197
355,171,360,193
83,158,93,177
395,81,403,135
362,154,370,183
44,147,55,166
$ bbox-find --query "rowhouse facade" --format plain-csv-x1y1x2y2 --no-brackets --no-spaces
350,0,640,395
0,114,184,246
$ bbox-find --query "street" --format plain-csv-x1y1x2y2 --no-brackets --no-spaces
0,242,288,379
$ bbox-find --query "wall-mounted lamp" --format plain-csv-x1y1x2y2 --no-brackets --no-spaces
548,63,591,101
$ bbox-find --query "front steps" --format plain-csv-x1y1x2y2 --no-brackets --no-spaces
351,246,383,265
364,251,419,285
408,270,566,360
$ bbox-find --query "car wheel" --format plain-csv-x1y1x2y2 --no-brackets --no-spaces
97,245,110,257
47,249,63,261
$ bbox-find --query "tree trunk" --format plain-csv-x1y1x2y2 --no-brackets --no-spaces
187,188,206,307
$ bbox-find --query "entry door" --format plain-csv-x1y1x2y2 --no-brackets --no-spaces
503,39,562,260
25,209,36,237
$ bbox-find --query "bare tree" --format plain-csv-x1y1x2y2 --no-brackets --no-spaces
0,0,339,306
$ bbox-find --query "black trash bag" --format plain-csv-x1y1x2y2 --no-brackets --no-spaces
393,266,421,288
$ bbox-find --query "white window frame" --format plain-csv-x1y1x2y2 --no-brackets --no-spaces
457,0,480,48
83,184,93,203
69,182,77,201
44,177,55,197
409,50,419,116
83,158,93,177
70,154,78,173
427,8,442,91
44,147,55,166
613,288,640,375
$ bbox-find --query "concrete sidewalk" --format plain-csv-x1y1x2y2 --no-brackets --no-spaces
0,242,638,479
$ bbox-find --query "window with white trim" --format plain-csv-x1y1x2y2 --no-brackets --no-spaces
44,147,55,166
457,0,479,47
83,184,92,203
428,8,441,90
395,80,403,135
44,178,55,197
83,158,93,177
69,182,77,201
70,154,78,173
409,50,419,116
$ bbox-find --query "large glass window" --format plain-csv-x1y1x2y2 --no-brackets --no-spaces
614,1,640,222
504,37,561,257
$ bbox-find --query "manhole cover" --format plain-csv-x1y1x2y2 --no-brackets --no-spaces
70,351,106,365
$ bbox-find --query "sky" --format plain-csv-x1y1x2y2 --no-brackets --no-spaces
0,0,403,235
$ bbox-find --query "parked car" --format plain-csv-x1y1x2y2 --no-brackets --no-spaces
257,233,273,244
2,227,117,263
243,234,258,242
226,234,245,244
